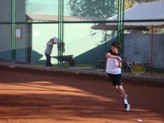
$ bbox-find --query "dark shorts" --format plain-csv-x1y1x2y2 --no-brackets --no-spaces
107,73,123,86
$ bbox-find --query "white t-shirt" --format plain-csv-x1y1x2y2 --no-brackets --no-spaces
105,50,121,74
44,38,58,55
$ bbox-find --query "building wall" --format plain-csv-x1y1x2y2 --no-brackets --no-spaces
15,0,30,63
124,34,164,68
0,0,12,60
0,0,29,63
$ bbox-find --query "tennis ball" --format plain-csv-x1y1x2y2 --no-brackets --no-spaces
136,119,142,122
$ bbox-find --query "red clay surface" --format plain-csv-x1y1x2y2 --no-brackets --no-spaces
0,66,164,123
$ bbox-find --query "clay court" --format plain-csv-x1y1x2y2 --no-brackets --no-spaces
0,66,164,123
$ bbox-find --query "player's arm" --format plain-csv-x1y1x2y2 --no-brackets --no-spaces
105,52,122,68
105,52,122,61
117,60,122,68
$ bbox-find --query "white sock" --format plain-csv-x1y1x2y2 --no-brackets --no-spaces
123,99,128,104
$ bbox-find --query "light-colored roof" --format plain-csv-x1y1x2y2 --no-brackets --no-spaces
93,1,164,30
27,13,102,22
27,14,58,22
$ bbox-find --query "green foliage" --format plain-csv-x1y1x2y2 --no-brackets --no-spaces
124,0,161,10
68,0,161,18
68,0,116,18
135,0,161,3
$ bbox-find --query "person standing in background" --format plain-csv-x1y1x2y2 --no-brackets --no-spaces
44,37,58,67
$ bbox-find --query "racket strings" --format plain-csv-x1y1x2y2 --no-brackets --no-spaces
131,63,146,74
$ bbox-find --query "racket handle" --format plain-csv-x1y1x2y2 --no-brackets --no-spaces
116,57,123,62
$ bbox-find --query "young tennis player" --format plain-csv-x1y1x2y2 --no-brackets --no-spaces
105,42,130,112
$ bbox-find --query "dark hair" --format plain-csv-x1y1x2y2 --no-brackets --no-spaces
111,42,121,50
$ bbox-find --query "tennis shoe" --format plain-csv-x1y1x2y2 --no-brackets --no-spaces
124,104,130,112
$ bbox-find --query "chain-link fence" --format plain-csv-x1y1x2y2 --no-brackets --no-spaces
0,0,164,77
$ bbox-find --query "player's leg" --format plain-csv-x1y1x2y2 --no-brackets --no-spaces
116,85,127,99
115,85,130,111
117,85,130,111
107,74,130,111
114,75,130,112
108,74,125,97
114,74,126,98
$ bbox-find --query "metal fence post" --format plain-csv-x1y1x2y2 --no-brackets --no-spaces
117,0,124,56
11,0,16,61
58,0,64,67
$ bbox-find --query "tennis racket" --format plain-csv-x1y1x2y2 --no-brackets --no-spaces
117,59,146,75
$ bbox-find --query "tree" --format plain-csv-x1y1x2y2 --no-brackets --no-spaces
124,0,161,9
135,0,162,3
68,0,116,18
68,0,160,18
